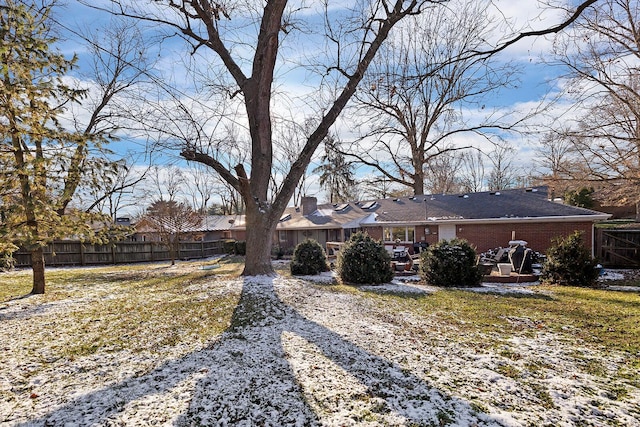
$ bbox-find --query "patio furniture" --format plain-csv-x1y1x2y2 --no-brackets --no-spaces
391,246,413,271
479,247,507,265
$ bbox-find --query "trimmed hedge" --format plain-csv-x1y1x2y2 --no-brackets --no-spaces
419,238,482,287
336,232,393,284
541,231,599,287
290,239,328,275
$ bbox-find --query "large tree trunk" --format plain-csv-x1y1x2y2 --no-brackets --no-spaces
30,246,46,294
242,207,276,276
413,171,424,196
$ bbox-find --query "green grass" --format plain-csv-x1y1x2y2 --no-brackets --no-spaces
3,260,639,382
0,258,244,356
317,281,640,386
362,285,640,354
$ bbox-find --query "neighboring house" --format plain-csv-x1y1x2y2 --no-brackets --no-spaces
198,215,246,241
275,187,610,255
132,215,246,242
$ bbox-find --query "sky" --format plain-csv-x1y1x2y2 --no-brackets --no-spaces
47,0,587,214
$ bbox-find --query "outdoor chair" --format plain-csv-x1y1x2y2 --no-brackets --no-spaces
480,247,506,264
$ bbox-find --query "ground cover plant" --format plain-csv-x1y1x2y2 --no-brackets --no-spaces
1,259,639,426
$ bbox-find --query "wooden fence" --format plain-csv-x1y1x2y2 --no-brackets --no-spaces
12,240,229,268
595,228,640,268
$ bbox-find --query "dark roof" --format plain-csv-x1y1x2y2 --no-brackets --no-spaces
275,187,609,230
368,187,608,223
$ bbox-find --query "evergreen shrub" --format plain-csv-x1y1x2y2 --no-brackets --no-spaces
0,251,14,271
234,240,246,255
223,240,236,254
419,238,482,287
272,245,285,260
290,239,328,275
0,243,17,271
541,231,599,287
336,231,393,284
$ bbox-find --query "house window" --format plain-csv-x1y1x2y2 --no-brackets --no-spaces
344,228,359,241
383,227,415,242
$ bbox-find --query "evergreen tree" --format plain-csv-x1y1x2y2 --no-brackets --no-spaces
0,1,109,293
312,136,356,204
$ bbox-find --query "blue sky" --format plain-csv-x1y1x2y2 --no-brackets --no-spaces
48,0,581,210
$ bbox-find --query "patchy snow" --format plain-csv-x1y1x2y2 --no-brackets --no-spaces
296,271,337,284
605,285,640,292
1,272,639,426
468,282,542,295
599,270,625,281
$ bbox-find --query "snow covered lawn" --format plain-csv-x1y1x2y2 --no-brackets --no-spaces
1,261,639,426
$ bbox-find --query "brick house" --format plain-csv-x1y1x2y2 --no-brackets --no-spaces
275,187,610,255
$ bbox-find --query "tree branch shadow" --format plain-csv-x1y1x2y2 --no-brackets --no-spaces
15,276,507,426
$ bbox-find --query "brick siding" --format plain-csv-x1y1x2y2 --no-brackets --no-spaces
364,221,594,254
456,221,593,253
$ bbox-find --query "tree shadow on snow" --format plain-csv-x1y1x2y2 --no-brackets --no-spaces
16,276,507,426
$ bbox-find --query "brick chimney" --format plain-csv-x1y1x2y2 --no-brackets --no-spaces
301,196,317,216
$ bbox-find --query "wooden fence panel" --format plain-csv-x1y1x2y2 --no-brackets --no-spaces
12,240,229,268
595,229,640,268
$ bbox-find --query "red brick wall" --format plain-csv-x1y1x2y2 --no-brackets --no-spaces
364,221,594,253
456,221,593,253
365,226,383,240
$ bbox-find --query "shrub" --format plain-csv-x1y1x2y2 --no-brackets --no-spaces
223,240,236,254
0,243,17,271
234,240,246,255
541,231,599,287
0,251,15,271
271,245,285,260
419,238,482,287
290,239,328,275
336,232,393,284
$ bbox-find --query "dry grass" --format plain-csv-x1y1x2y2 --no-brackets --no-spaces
2,260,639,426
0,257,244,358
321,282,640,385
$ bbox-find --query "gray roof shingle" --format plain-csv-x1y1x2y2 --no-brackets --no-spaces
276,187,608,230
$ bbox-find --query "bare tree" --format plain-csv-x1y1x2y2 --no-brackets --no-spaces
57,20,153,216
548,0,640,213
342,0,520,195
486,142,518,191
360,174,412,199
150,165,186,202
143,199,203,265
271,118,316,207
534,131,578,198
424,148,464,194
183,162,217,214
94,0,446,275
459,149,486,193
88,0,599,275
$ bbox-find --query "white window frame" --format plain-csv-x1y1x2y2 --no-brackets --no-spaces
383,226,415,242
